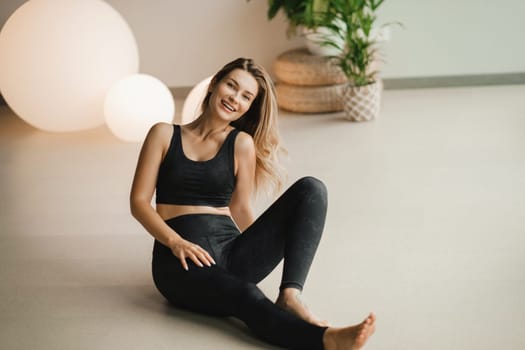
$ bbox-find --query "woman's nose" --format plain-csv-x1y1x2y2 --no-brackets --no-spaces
228,94,239,104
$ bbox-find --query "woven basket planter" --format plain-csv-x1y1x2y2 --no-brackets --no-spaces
276,83,345,113
273,48,347,86
343,81,382,122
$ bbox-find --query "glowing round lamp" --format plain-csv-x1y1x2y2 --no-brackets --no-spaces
180,76,212,125
0,0,139,132
104,74,175,142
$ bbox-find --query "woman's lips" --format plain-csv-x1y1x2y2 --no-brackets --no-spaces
221,100,235,112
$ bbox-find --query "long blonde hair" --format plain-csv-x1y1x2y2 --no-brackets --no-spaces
201,58,286,196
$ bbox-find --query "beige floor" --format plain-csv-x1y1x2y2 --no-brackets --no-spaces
1,85,524,350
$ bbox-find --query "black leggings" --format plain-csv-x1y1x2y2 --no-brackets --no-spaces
152,177,328,350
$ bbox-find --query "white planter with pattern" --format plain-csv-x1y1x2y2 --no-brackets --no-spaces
342,81,382,122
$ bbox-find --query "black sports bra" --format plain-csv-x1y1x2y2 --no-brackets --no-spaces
155,124,239,207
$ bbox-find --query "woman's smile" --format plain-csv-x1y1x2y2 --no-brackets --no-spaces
221,99,236,112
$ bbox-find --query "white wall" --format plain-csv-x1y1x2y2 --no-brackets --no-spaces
1,0,524,86
105,0,302,86
378,0,525,78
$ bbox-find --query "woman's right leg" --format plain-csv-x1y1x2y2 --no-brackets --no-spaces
152,239,327,350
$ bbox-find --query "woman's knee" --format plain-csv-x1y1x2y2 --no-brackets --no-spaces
292,176,327,200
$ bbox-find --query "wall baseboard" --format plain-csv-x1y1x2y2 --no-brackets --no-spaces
382,72,525,90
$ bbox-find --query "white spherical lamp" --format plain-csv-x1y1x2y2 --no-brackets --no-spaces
0,0,139,132
180,76,212,125
104,74,175,142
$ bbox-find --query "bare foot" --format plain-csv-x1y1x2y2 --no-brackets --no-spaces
323,313,376,350
275,288,330,327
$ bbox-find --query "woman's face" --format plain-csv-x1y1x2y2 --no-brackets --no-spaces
209,68,259,122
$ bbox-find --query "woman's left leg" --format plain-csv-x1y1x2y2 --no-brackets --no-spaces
227,176,328,290
225,176,328,325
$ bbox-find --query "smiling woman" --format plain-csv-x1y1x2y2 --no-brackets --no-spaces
130,57,376,350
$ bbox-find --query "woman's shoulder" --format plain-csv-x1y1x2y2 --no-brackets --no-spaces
150,121,175,133
148,122,175,137
233,129,255,155
144,122,175,146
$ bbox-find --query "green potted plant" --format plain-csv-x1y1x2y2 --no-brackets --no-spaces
320,0,391,121
263,0,395,120
266,0,393,121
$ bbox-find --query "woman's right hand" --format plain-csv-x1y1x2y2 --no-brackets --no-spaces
168,237,216,271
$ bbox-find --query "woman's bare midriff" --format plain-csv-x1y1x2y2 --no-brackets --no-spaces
156,203,232,221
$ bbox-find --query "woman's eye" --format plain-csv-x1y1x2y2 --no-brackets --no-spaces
243,95,250,101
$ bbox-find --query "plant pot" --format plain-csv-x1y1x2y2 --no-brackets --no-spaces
342,80,381,122
300,19,345,56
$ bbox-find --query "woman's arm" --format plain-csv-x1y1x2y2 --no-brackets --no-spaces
130,122,214,270
229,131,256,232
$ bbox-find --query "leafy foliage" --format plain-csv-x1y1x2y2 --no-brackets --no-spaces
267,0,334,36
323,0,385,86
267,0,390,86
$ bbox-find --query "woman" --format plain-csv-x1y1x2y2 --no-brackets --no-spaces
130,58,376,350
